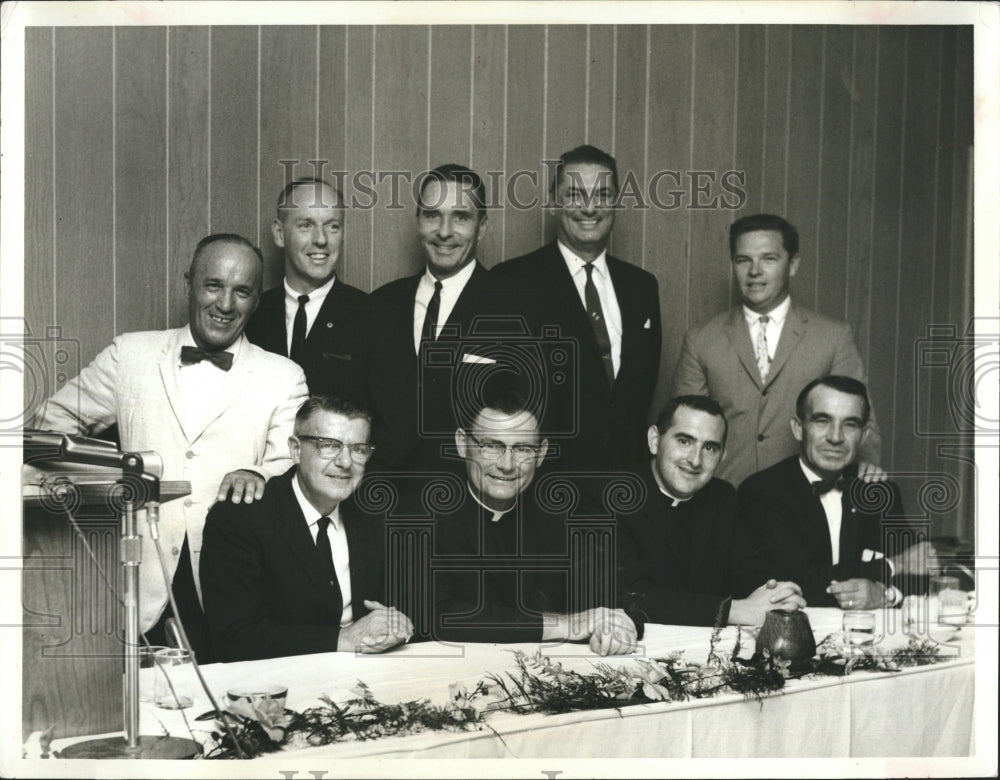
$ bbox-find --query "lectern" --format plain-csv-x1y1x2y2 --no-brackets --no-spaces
22,432,198,758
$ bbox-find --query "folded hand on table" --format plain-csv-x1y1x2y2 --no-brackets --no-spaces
542,607,638,656
889,540,940,578
337,600,414,653
826,577,886,610
728,579,807,626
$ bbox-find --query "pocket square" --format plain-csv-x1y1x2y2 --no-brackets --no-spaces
643,318,651,329
461,353,497,365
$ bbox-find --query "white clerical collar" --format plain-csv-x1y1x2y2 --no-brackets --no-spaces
650,462,692,508
557,240,609,277
292,470,341,529
467,482,512,523
283,274,335,304
423,257,477,290
742,293,791,326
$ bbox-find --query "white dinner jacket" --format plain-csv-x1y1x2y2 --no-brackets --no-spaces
35,327,308,629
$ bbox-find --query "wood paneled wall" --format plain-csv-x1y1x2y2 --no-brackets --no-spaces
24,24,975,538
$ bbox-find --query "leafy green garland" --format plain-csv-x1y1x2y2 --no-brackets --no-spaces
200,631,946,759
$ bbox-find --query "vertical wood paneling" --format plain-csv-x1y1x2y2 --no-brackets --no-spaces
472,25,507,267
610,24,649,269
168,26,211,327
54,28,115,362
209,27,259,252
22,23,977,541
24,29,54,352
503,26,546,260
845,26,878,368
258,27,320,289
115,27,167,334
343,27,374,290
896,27,942,479
868,27,906,454
372,27,429,288
647,24,694,402
760,26,792,213
783,26,825,312
585,26,616,153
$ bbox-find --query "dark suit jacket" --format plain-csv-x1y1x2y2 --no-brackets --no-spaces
245,280,413,469
200,468,387,661
493,241,661,468
616,464,741,626
373,262,540,469
673,303,881,488
734,456,905,607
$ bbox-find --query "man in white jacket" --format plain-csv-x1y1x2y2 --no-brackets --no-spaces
34,233,308,655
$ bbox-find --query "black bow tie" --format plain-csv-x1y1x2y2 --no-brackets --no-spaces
811,475,850,496
180,345,234,371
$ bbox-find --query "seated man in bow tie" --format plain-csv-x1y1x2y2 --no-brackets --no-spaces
34,233,308,655
734,375,936,609
616,395,805,627
201,395,413,661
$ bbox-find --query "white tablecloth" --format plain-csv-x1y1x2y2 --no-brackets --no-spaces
56,608,977,761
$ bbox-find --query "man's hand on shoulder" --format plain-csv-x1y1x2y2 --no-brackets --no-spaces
728,579,806,626
216,470,266,504
337,601,413,654
826,578,886,610
857,461,887,483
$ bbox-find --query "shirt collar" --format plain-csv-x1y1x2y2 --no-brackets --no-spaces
742,293,791,326
649,461,692,508
557,240,609,278
422,258,477,291
292,469,341,529
467,481,511,523
180,326,243,364
284,274,336,304
798,458,843,492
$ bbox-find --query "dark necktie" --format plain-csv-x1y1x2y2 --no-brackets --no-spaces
179,345,233,371
290,294,310,362
584,263,615,387
315,515,337,586
421,280,443,346
811,475,850,496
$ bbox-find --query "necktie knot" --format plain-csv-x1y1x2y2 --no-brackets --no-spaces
811,475,850,496
316,515,331,537
180,345,234,371
298,294,310,306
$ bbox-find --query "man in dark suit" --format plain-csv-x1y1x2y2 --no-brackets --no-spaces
735,376,935,609
400,380,638,654
493,144,662,469
673,213,881,488
373,164,540,469
245,178,411,468
201,395,413,662
616,395,805,627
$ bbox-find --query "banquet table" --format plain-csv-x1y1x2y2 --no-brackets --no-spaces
52,608,975,760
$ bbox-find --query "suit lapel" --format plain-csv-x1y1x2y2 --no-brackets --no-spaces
838,477,862,561
766,304,807,388
789,460,835,564
724,308,763,389
540,244,604,360
607,256,634,393
305,281,344,352
157,330,195,442
257,289,289,356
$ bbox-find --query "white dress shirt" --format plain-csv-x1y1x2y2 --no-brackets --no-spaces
284,275,336,355
292,474,353,627
558,241,623,377
412,260,478,353
177,327,243,435
743,293,792,361
799,459,843,565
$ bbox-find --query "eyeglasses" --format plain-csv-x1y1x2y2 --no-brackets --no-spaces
297,435,375,463
466,433,541,463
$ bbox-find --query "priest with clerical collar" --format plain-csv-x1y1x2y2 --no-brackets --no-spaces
616,395,806,627
422,380,639,655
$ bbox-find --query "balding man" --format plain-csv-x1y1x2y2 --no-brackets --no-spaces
35,233,308,655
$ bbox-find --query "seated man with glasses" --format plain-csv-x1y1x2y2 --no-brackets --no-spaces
412,379,639,655
201,395,413,661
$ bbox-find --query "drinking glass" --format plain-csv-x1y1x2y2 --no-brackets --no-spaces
842,610,876,648
930,575,967,626
153,648,195,709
